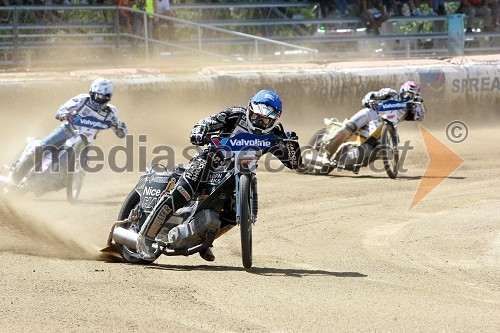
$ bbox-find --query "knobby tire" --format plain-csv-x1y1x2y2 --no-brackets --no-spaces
239,174,253,269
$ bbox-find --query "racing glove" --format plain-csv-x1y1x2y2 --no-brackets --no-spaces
362,93,375,107
406,96,424,112
283,139,302,170
115,121,127,138
285,131,298,140
116,120,127,131
56,110,78,122
55,111,69,121
190,124,208,146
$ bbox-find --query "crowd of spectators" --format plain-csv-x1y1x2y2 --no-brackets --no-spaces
0,0,176,39
115,0,175,41
1,0,499,36
314,0,499,35
457,0,499,33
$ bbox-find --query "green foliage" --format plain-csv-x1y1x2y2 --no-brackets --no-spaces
397,2,462,34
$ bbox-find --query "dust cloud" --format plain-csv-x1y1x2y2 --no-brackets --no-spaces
0,194,100,260
0,56,498,262
1,53,500,332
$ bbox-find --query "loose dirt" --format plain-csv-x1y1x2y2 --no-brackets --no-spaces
0,66,499,332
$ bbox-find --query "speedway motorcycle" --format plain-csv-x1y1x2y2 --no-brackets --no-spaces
303,100,422,178
104,132,289,269
0,114,115,202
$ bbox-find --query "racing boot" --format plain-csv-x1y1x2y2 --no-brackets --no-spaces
320,150,333,166
321,130,350,165
137,155,204,260
321,124,355,165
199,247,215,262
136,192,176,261
136,234,157,261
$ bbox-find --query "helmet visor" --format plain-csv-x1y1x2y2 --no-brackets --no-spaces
250,110,273,124
93,93,111,104
402,91,415,100
249,102,281,119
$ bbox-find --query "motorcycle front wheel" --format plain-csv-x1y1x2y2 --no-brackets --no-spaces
66,139,86,203
239,174,253,269
381,123,399,179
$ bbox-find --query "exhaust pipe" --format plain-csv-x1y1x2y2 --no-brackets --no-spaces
303,151,327,167
112,227,139,249
111,225,216,257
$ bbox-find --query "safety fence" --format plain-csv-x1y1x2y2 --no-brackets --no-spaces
0,3,498,67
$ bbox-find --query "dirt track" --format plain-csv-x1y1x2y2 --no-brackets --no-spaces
0,71,499,332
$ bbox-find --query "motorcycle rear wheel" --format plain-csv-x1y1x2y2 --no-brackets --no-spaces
304,128,335,175
4,148,31,194
381,123,399,179
239,174,253,269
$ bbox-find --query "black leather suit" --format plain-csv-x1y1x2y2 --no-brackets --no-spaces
140,107,301,240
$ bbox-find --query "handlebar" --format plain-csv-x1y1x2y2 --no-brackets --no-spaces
64,113,123,131
206,132,293,153
366,99,420,112
207,132,295,142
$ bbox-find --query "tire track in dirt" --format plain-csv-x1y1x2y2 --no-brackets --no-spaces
0,195,100,260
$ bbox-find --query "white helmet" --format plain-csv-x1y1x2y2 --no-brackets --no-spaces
89,78,114,109
399,80,420,100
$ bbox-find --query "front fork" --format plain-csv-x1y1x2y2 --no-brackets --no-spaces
385,121,400,153
235,172,257,226
250,174,258,222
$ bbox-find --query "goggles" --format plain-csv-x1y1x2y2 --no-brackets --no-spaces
93,93,111,104
249,110,272,125
249,102,280,119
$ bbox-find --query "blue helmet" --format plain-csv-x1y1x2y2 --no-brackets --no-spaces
246,90,283,134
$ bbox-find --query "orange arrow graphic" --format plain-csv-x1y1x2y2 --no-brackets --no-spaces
410,125,464,209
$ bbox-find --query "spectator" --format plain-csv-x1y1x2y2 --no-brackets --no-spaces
360,0,389,35
317,0,333,18
412,0,428,15
402,1,416,16
333,0,351,16
488,0,500,27
131,0,155,42
316,0,352,17
118,0,132,33
428,0,447,16
387,0,418,16
155,0,175,40
0,0,10,25
457,0,494,33
131,0,145,47
425,0,447,37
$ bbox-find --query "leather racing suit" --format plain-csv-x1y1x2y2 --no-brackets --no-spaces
323,88,426,161
137,107,301,259
47,93,127,148
11,94,127,184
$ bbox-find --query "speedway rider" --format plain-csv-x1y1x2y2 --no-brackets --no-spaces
137,89,301,262
10,77,127,184
322,80,426,164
